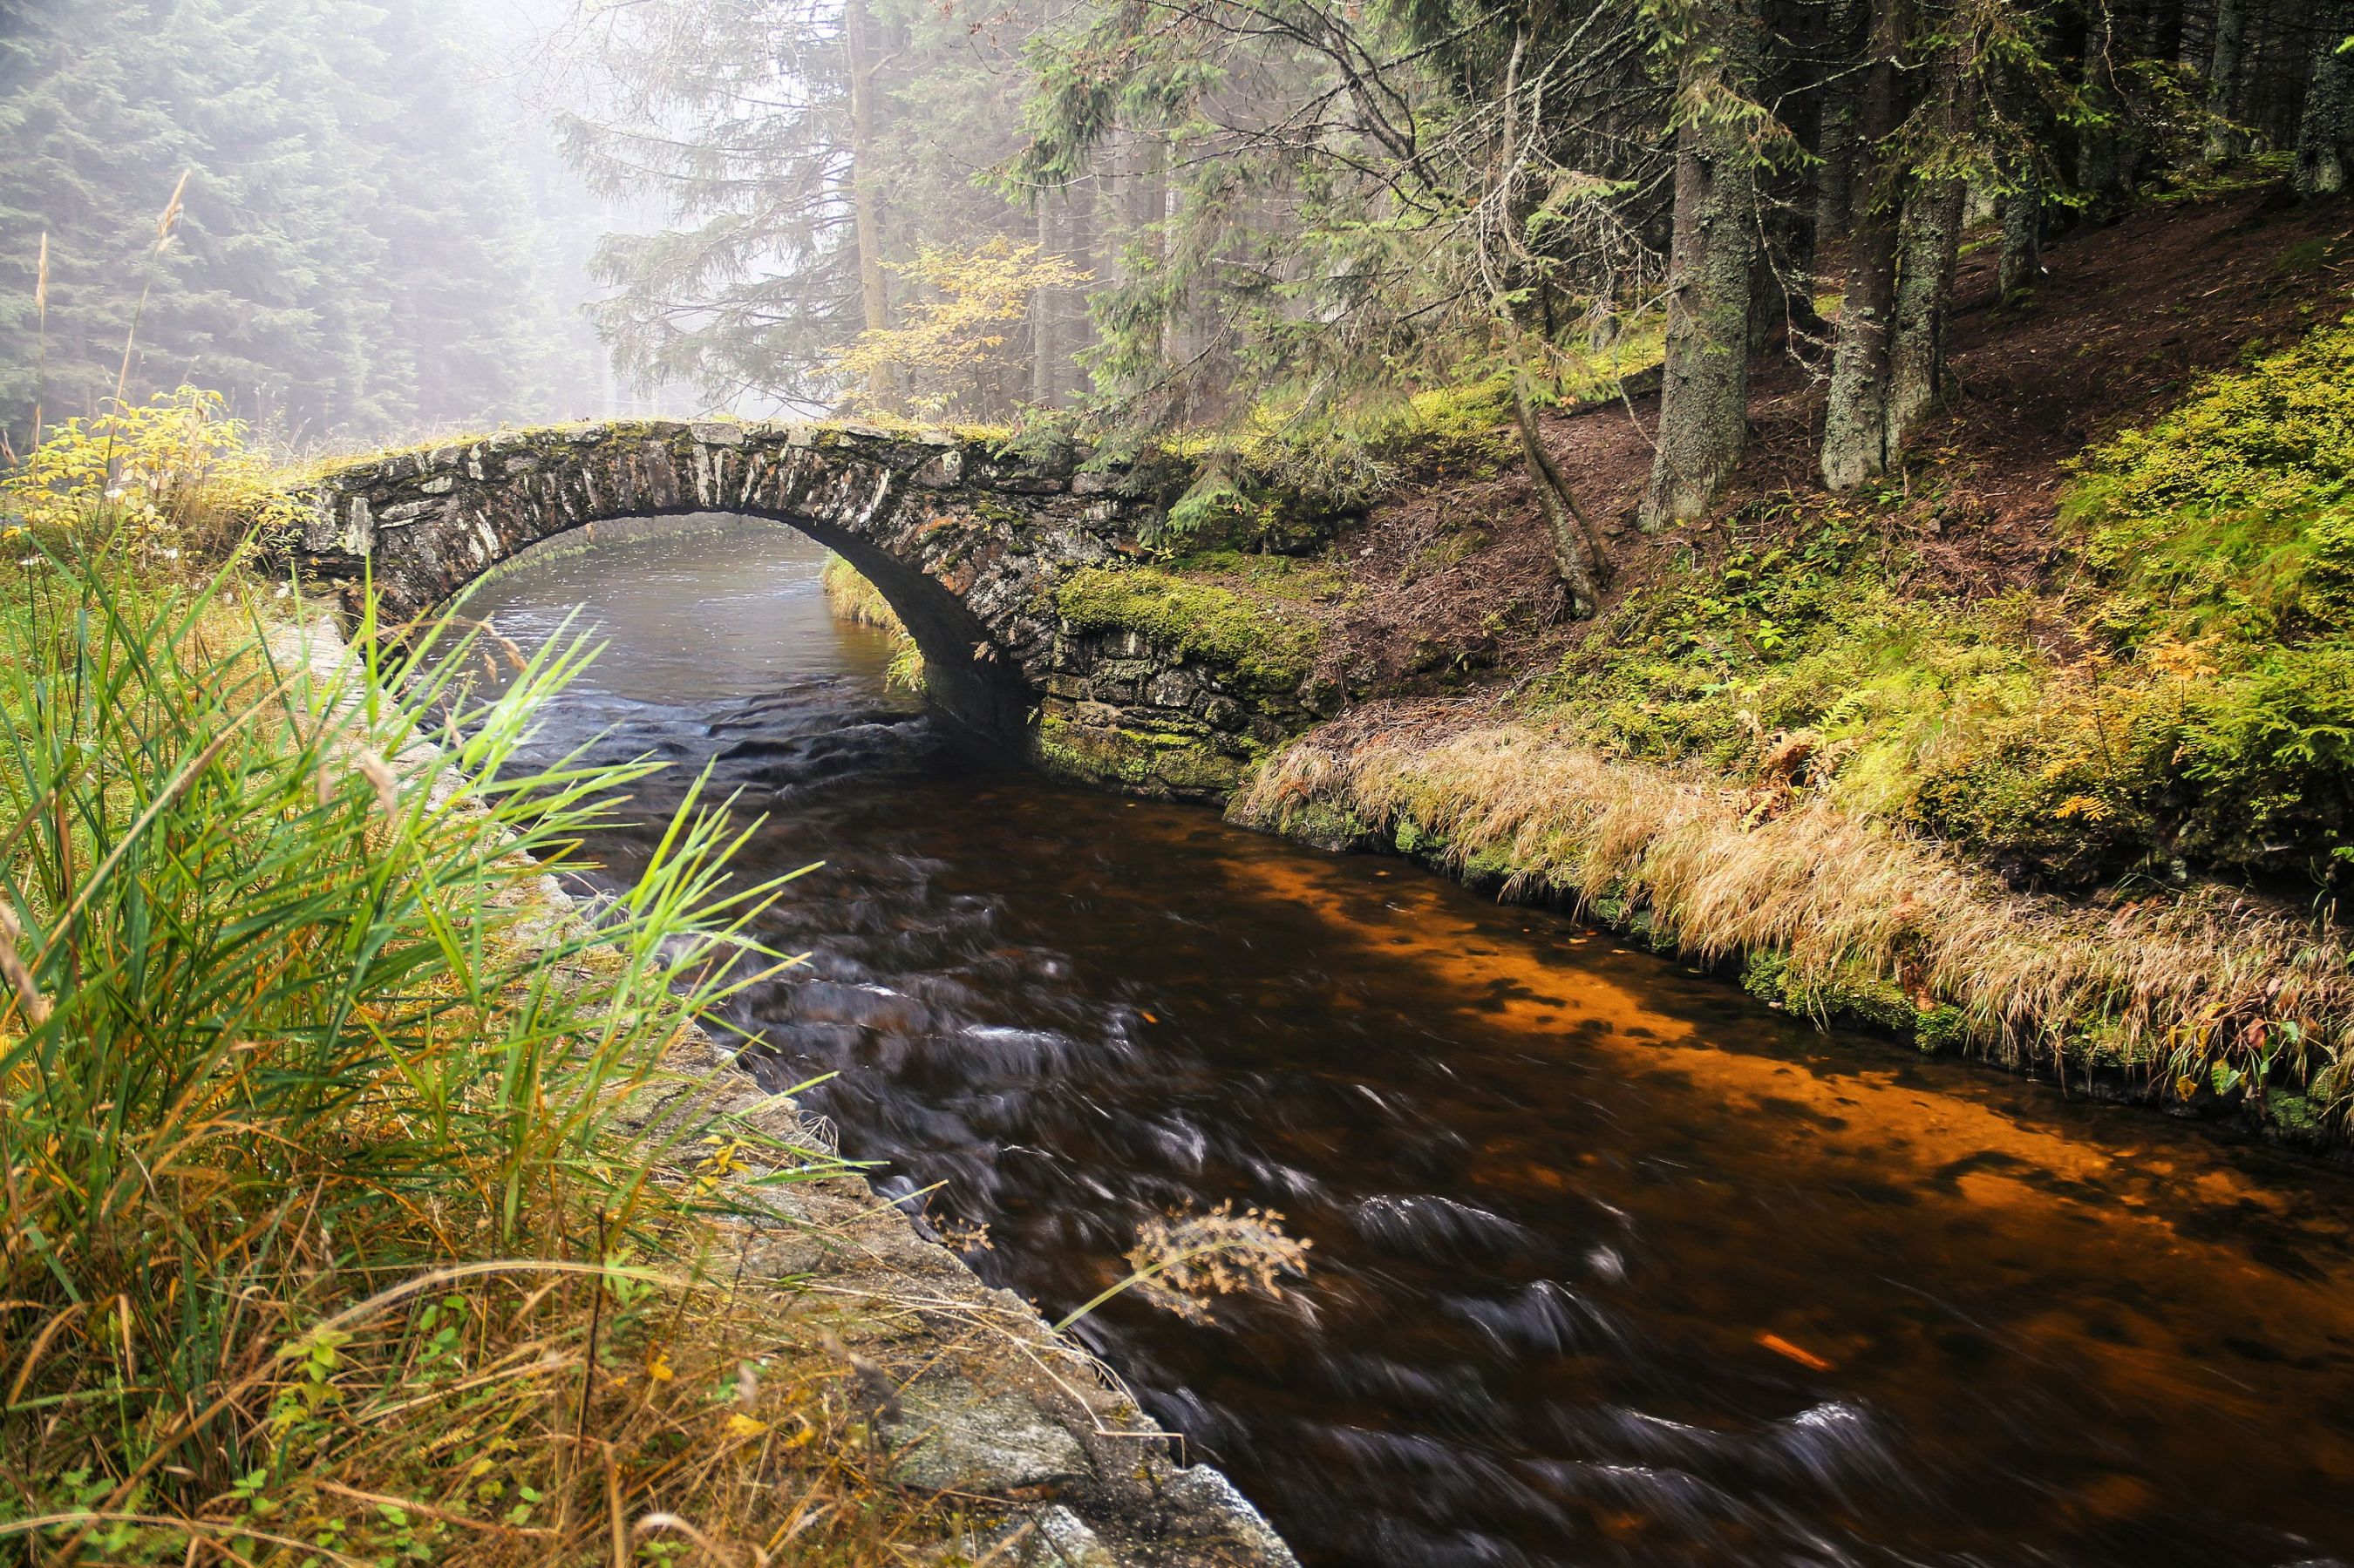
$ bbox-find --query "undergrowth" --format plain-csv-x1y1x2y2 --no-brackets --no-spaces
1529,310,2354,893
0,395,969,1566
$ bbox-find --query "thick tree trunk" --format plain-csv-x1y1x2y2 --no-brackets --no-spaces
1820,0,1903,491
1514,385,1608,616
1639,0,1765,532
1813,0,1867,248
845,0,893,405
2296,0,2354,196
1886,178,1966,453
2077,3,2126,213
2205,0,2250,160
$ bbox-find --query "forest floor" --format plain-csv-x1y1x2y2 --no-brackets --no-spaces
1194,177,2354,1148
1270,182,2354,689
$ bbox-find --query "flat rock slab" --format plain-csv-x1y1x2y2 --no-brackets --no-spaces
885,1375,1091,1493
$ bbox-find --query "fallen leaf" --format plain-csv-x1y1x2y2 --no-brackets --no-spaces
1758,1333,1834,1372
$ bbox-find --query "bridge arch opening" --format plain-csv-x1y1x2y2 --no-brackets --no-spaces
459,509,1032,741
284,423,1087,749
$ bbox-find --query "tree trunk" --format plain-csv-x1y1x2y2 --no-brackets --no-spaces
1031,195,1062,409
845,0,893,405
1820,0,1903,491
1639,0,1765,532
2206,0,2250,160
2296,0,2354,196
2077,3,2125,214
1886,177,1966,453
1751,0,1823,351
1514,385,1607,616
1997,183,2043,295
1065,170,1097,391
1813,0,1867,248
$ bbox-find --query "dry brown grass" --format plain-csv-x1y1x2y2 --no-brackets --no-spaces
1237,716,2354,1119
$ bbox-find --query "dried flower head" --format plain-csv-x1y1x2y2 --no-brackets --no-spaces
1122,1200,1310,1325
349,749,399,819
0,901,53,1028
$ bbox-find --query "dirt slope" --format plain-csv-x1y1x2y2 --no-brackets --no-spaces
1306,187,2354,692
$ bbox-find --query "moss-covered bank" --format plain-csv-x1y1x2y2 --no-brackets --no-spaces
1233,312,2354,1150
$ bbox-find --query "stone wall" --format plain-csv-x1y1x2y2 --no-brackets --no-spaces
1036,624,1327,802
281,420,1316,803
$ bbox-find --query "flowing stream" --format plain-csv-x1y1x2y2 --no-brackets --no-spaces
466,519,2354,1568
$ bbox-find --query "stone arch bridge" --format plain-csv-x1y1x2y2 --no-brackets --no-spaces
284,419,1311,798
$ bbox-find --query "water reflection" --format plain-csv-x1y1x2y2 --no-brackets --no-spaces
466,518,2354,1568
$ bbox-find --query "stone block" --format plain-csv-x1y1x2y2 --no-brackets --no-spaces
1027,1509,1118,1567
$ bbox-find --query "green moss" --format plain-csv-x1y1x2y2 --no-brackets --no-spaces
1035,711,1248,795
1914,1005,1972,1056
1165,549,1349,603
1518,315,2354,888
1742,949,1929,1037
1055,566,1320,692
1273,795,1371,845
2267,1089,2324,1141
1458,844,1518,882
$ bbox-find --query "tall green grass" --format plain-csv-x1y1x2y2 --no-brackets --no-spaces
0,512,930,1562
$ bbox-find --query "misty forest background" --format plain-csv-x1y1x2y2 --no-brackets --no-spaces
2,0,2350,508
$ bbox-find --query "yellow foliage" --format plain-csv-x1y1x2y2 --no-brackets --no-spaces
0,385,296,560
833,237,1092,421
2142,632,2221,684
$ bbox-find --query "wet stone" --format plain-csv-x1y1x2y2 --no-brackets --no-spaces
1161,1468,1302,1567
1025,1507,1119,1566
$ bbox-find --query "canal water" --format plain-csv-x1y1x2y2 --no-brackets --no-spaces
465,519,2354,1568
